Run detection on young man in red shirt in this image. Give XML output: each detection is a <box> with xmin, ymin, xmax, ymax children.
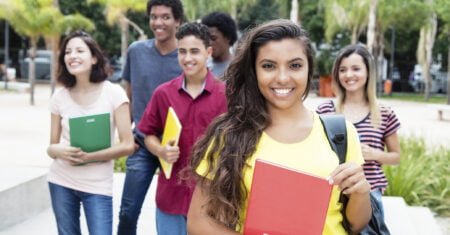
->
<box><xmin>137</xmin><ymin>22</ymin><xmax>227</xmax><ymax>234</ymax></box>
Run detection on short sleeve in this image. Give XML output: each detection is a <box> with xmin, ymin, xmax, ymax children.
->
<box><xmin>383</xmin><ymin>106</ymin><xmax>400</xmax><ymax>137</ymax></box>
<box><xmin>195</xmin><ymin>139</ymin><xmax>220</xmax><ymax>180</ymax></box>
<box><xmin>48</xmin><ymin>88</ymin><xmax>65</xmax><ymax>115</ymax></box>
<box><xmin>137</xmin><ymin>87</ymin><xmax>165</xmax><ymax>136</ymax></box>
<box><xmin>195</xmin><ymin>156</ymin><xmax>211</xmax><ymax>179</ymax></box>
<box><xmin>109</xmin><ymin>82</ymin><xmax>129</xmax><ymax>110</ymax></box>
<box><xmin>345</xmin><ymin>121</ymin><xmax>364</xmax><ymax>165</ymax></box>
<box><xmin>316</xmin><ymin>100</ymin><xmax>336</xmax><ymax>114</ymax></box>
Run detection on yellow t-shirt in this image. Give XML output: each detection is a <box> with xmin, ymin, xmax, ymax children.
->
<box><xmin>196</xmin><ymin>113</ymin><xmax>364</xmax><ymax>234</ymax></box>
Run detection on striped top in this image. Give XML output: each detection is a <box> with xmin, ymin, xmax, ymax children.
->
<box><xmin>316</xmin><ymin>100</ymin><xmax>401</xmax><ymax>192</ymax></box>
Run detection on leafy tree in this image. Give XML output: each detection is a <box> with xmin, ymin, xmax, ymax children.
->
<box><xmin>60</xmin><ymin>0</ymin><xmax>119</xmax><ymax>57</ymax></box>
<box><xmin>323</xmin><ymin>0</ymin><xmax>369</xmax><ymax>44</ymax></box>
<box><xmin>0</xmin><ymin>0</ymin><xmax>93</xmax><ymax>105</ymax></box>
<box><xmin>299</xmin><ymin>0</ymin><xmax>326</xmax><ymax>45</ymax></box>
<box><xmin>87</xmin><ymin>0</ymin><xmax>146</xmax><ymax>65</ymax></box>
<box><xmin>182</xmin><ymin>0</ymin><xmax>256</xmax><ymax>22</ymax></box>
<box><xmin>237</xmin><ymin>0</ymin><xmax>279</xmax><ymax>31</ymax></box>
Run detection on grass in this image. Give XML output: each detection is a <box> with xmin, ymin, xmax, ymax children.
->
<box><xmin>380</xmin><ymin>92</ymin><xmax>448</xmax><ymax>104</ymax></box>
<box><xmin>383</xmin><ymin>136</ymin><xmax>450</xmax><ymax>216</ymax></box>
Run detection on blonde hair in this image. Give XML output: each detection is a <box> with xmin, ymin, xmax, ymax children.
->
<box><xmin>331</xmin><ymin>44</ymin><xmax>381</xmax><ymax>128</ymax></box>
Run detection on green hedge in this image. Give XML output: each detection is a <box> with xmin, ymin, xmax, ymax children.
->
<box><xmin>383</xmin><ymin>136</ymin><xmax>450</xmax><ymax>216</ymax></box>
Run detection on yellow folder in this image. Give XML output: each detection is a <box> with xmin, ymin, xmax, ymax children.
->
<box><xmin>160</xmin><ymin>107</ymin><xmax>182</xmax><ymax>179</ymax></box>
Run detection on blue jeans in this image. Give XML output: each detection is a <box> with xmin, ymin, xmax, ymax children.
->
<box><xmin>117</xmin><ymin>143</ymin><xmax>159</xmax><ymax>235</ymax></box>
<box><xmin>48</xmin><ymin>182</ymin><xmax>112</xmax><ymax>235</ymax></box>
<box><xmin>156</xmin><ymin>207</ymin><xmax>187</xmax><ymax>235</ymax></box>
<box><xmin>360</xmin><ymin>189</ymin><xmax>386</xmax><ymax>235</ymax></box>
<box><xmin>370</xmin><ymin>189</ymin><xmax>385</xmax><ymax>218</ymax></box>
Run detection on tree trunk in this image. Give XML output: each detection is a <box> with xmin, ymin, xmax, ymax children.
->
<box><xmin>29</xmin><ymin>38</ymin><xmax>37</xmax><ymax>106</ymax></box>
<box><xmin>371</xmin><ymin>20</ymin><xmax>384</xmax><ymax>96</ymax></box>
<box><xmin>290</xmin><ymin>0</ymin><xmax>299</xmax><ymax>24</ymax></box>
<box><xmin>124</xmin><ymin>17</ymin><xmax>147</xmax><ymax>41</ymax></box>
<box><xmin>351</xmin><ymin>27</ymin><xmax>358</xmax><ymax>44</ymax></box>
<box><xmin>230</xmin><ymin>0</ymin><xmax>238</xmax><ymax>20</ymax></box>
<box><xmin>366</xmin><ymin>0</ymin><xmax>378</xmax><ymax>54</ymax></box>
<box><xmin>420</xmin><ymin>11</ymin><xmax>437</xmax><ymax>101</ymax></box>
<box><xmin>447</xmin><ymin>39</ymin><xmax>450</xmax><ymax>104</ymax></box>
<box><xmin>51</xmin><ymin>0</ymin><xmax>59</xmax><ymax>95</ymax></box>
<box><xmin>120</xmin><ymin>15</ymin><xmax>129</xmax><ymax>68</ymax></box>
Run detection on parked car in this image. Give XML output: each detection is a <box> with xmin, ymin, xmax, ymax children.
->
<box><xmin>409</xmin><ymin>64</ymin><xmax>447</xmax><ymax>94</ymax></box>
<box><xmin>19</xmin><ymin>50</ymin><xmax>51</xmax><ymax>80</ymax></box>
<box><xmin>107</xmin><ymin>57</ymin><xmax>123</xmax><ymax>83</ymax></box>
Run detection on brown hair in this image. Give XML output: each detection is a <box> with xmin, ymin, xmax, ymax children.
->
<box><xmin>57</xmin><ymin>31</ymin><xmax>108</xmax><ymax>88</ymax></box>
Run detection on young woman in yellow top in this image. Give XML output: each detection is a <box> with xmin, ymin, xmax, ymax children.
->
<box><xmin>187</xmin><ymin>19</ymin><xmax>372</xmax><ymax>234</ymax></box>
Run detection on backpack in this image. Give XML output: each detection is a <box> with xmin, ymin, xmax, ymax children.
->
<box><xmin>319</xmin><ymin>114</ymin><xmax>391</xmax><ymax>235</ymax></box>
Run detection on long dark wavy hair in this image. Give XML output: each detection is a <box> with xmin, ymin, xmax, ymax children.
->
<box><xmin>190</xmin><ymin>19</ymin><xmax>315</xmax><ymax>229</ymax></box>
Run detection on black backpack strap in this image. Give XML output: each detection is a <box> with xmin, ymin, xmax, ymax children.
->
<box><xmin>319</xmin><ymin>114</ymin><xmax>352</xmax><ymax>232</ymax></box>
<box><xmin>319</xmin><ymin>114</ymin><xmax>348</xmax><ymax>164</ymax></box>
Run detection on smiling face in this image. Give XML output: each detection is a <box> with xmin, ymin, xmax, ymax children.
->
<box><xmin>149</xmin><ymin>5</ymin><xmax>180</xmax><ymax>44</ymax></box>
<box><xmin>255</xmin><ymin>38</ymin><xmax>309</xmax><ymax>113</ymax></box>
<box><xmin>178</xmin><ymin>35</ymin><xmax>212</xmax><ymax>80</ymax></box>
<box><xmin>64</xmin><ymin>37</ymin><xmax>97</xmax><ymax>77</ymax></box>
<box><xmin>337</xmin><ymin>53</ymin><xmax>368</xmax><ymax>94</ymax></box>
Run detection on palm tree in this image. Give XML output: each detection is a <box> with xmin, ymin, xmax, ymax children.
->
<box><xmin>0</xmin><ymin>0</ymin><xmax>94</xmax><ymax>104</ymax></box>
<box><xmin>88</xmin><ymin>0</ymin><xmax>146</xmax><ymax>66</ymax></box>
<box><xmin>416</xmin><ymin>0</ymin><xmax>437</xmax><ymax>101</ymax></box>
<box><xmin>182</xmin><ymin>0</ymin><xmax>256</xmax><ymax>22</ymax></box>
<box><xmin>435</xmin><ymin>0</ymin><xmax>450</xmax><ymax>104</ymax></box>
<box><xmin>290</xmin><ymin>0</ymin><xmax>299</xmax><ymax>24</ymax></box>
<box><xmin>323</xmin><ymin>0</ymin><xmax>369</xmax><ymax>43</ymax></box>
<box><xmin>0</xmin><ymin>0</ymin><xmax>59</xmax><ymax>105</ymax></box>
<box><xmin>366</xmin><ymin>0</ymin><xmax>378</xmax><ymax>54</ymax></box>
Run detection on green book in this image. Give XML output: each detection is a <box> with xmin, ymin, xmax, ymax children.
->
<box><xmin>69</xmin><ymin>113</ymin><xmax>111</xmax><ymax>153</ymax></box>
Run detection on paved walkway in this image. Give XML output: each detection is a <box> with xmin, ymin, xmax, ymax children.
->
<box><xmin>0</xmin><ymin>82</ymin><xmax>449</xmax><ymax>233</ymax></box>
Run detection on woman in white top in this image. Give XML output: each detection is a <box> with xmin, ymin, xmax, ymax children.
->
<box><xmin>46</xmin><ymin>31</ymin><xmax>134</xmax><ymax>235</ymax></box>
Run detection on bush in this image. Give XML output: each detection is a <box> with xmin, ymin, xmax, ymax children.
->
<box><xmin>383</xmin><ymin>136</ymin><xmax>450</xmax><ymax>216</ymax></box>
<box><xmin>114</xmin><ymin>157</ymin><xmax>127</xmax><ymax>172</ymax></box>
<box><xmin>316</xmin><ymin>49</ymin><xmax>334</xmax><ymax>76</ymax></box>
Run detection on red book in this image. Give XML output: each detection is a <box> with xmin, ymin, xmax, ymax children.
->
<box><xmin>243</xmin><ymin>159</ymin><xmax>333</xmax><ymax>235</ymax></box>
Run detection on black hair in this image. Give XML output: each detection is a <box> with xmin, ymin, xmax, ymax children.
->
<box><xmin>201</xmin><ymin>11</ymin><xmax>237</xmax><ymax>46</ymax></box>
<box><xmin>147</xmin><ymin>0</ymin><xmax>184</xmax><ymax>21</ymax></box>
<box><xmin>57</xmin><ymin>31</ymin><xmax>108</xmax><ymax>88</ymax></box>
<box><xmin>176</xmin><ymin>22</ymin><xmax>211</xmax><ymax>48</ymax></box>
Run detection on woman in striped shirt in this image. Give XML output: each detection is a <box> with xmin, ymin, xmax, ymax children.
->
<box><xmin>316</xmin><ymin>44</ymin><xmax>401</xmax><ymax>228</ymax></box>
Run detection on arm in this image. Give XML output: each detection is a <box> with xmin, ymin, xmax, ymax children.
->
<box><xmin>46</xmin><ymin>113</ymin><xmax>84</xmax><ymax>163</ymax></box>
<box><xmin>329</xmin><ymin>163</ymin><xmax>371</xmax><ymax>233</ymax></box>
<box><xmin>188</xmin><ymin>184</ymin><xmax>239</xmax><ymax>235</ymax></box>
<box><xmin>76</xmin><ymin>103</ymin><xmax>135</xmax><ymax>163</ymax></box>
<box><xmin>144</xmin><ymin>135</ymin><xmax>180</xmax><ymax>164</ymax></box>
<box><xmin>361</xmin><ymin>132</ymin><xmax>400</xmax><ymax>165</ymax></box>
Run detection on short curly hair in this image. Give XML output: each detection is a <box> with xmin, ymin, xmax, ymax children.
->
<box><xmin>147</xmin><ymin>0</ymin><xmax>184</xmax><ymax>21</ymax></box>
<box><xmin>57</xmin><ymin>31</ymin><xmax>108</xmax><ymax>88</ymax></box>
<box><xmin>201</xmin><ymin>12</ymin><xmax>237</xmax><ymax>46</ymax></box>
<box><xmin>176</xmin><ymin>22</ymin><xmax>211</xmax><ymax>48</ymax></box>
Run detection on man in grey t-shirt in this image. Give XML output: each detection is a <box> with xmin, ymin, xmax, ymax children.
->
<box><xmin>117</xmin><ymin>0</ymin><xmax>183</xmax><ymax>234</ymax></box>
<box><xmin>201</xmin><ymin>12</ymin><xmax>238</xmax><ymax>79</ymax></box>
